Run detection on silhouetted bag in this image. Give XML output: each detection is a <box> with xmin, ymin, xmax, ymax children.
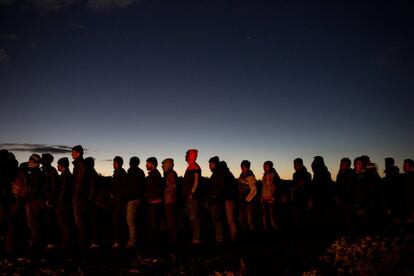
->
<box><xmin>11</xmin><ymin>169</ymin><xmax>28</xmax><ymax>200</ymax></box>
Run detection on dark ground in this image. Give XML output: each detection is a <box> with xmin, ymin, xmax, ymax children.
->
<box><xmin>0</xmin><ymin>228</ymin><xmax>324</xmax><ymax>275</ymax></box>
<box><xmin>1</xmin><ymin>228</ymin><xmax>414</xmax><ymax>276</ymax></box>
<box><xmin>1</xmin><ymin>203</ymin><xmax>413</xmax><ymax>275</ymax></box>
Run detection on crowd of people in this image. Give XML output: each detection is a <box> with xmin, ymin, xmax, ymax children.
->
<box><xmin>0</xmin><ymin>145</ymin><xmax>413</xmax><ymax>259</ymax></box>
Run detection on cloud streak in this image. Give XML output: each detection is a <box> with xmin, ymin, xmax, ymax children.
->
<box><xmin>69</xmin><ymin>23</ymin><xmax>87</xmax><ymax>30</ymax></box>
<box><xmin>0</xmin><ymin>143</ymin><xmax>81</xmax><ymax>154</ymax></box>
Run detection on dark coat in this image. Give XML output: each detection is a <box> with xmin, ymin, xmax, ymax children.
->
<box><xmin>312</xmin><ymin>167</ymin><xmax>334</xmax><ymax>208</ymax></box>
<box><xmin>21</xmin><ymin>163</ymin><xmax>43</xmax><ymax>201</ymax></box>
<box><xmin>335</xmin><ymin>168</ymin><xmax>356</xmax><ymax>206</ymax></box>
<box><xmin>222</xmin><ymin>168</ymin><xmax>238</xmax><ymax>201</ymax></box>
<box><xmin>112</xmin><ymin>168</ymin><xmax>129</xmax><ymax>203</ymax></box>
<box><xmin>292</xmin><ymin>167</ymin><xmax>312</xmax><ymax>207</ymax></box>
<box><xmin>145</xmin><ymin>169</ymin><xmax>164</xmax><ymax>203</ymax></box>
<box><xmin>401</xmin><ymin>171</ymin><xmax>414</xmax><ymax>218</ymax></box>
<box><xmin>56</xmin><ymin>170</ymin><xmax>73</xmax><ymax>207</ymax></box>
<box><xmin>72</xmin><ymin>158</ymin><xmax>86</xmax><ymax>202</ymax></box>
<box><xmin>127</xmin><ymin>167</ymin><xmax>145</xmax><ymax>201</ymax></box>
<box><xmin>42</xmin><ymin>165</ymin><xmax>59</xmax><ymax>203</ymax></box>
<box><xmin>206</xmin><ymin>167</ymin><xmax>225</xmax><ymax>203</ymax></box>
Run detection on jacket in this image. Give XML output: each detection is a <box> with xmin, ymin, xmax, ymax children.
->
<box><xmin>164</xmin><ymin>169</ymin><xmax>178</xmax><ymax>204</ymax></box>
<box><xmin>145</xmin><ymin>169</ymin><xmax>164</xmax><ymax>203</ymax></box>
<box><xmin>206</xmin><ymin>167</ymin><xmax>225</xmax><ymax>203</ymax></box>
<box><xmin>72</xmin><ymin>158</ymin><xmax>86</xmax><ymax>202</ymax></box>
<box><xmin>127</xmin><ymin>167</ymin><xmax>145</xmax><ymax>201</ymax></box>
<box><xmin>112</xmin><ymin>168</ymin><xmax>128</xmax><ymax>203</ymax></box>
<box><xmin>56</xmin><ymin>169</ymin><xmax>73</xmax><ymax>207</ymax></box>
<box><xmin>238</xmin><ymin>170</ymin><xmax>257</xmax><ymax>203</ymax></box>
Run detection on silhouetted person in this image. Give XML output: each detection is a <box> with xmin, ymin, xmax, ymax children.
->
<box><xmin>273</xmin><ymin>173</ymin><xmax>291</xmax><ymax>231</ymax></box>
<box><xmin>335</xmin><ymin>158</ymin><xmax>355</xmax><ymax>206</ymax></box>
<box><xmin>71</xmin><ymin>145</ymin><xmax>87</xmax><ymax>247</ymax></box>
<box><xmin>23</xmin><ymin>154</ymin><xmax>45</xmax><ymax>251</ymax></box>
<box><xmin>335</xmin><ymin>158</ymin><xmax>356</xmax><ymax>234</ymax></box>
<box><xmin>401</xmin><ymin>159</ymin><xmax>414</xmax><ymax>226</ymax></box>
<box><xmin>55</xmin><ymin>157</ymin><xmax>73</xmax><ymax>251</ymax></box>
<box><xmin>238</xmin><ymin>160</ymin><xmax>257</xmax><ymax>233</ymax></box>
<box><xmin>383</xmin><ymin>157</ymin><xmax>402</xmax><ymax>225</ymax></box>
<box><xmin>206</xmin><ymin>156</ymin><xmax>225</xmax><ymax>243</ymax></box>
<box><xmin>41</xmin><ymin>153</ymin><xmax>59</xmax><ymax>249</ymax></box>
<box><xmin>261</xmin><ymin>161</ymin><xmax>279</xmax><ymax>230</ymax></box>
<box><xmin>352</xmin><ymin>156</ymin><xmax>378</xmax><ymax>234</ymax></box>
<box><xmin>126</xmin><ymin>156</ymin><xmax>145</xmax><ymax>249</ymax></box>
<box><xmin>85</xmin><ymin>157</ymin><xmax>104</xmax><ymax>249</ymax></box>
<box><xmin>291</xmin><ymin>158</ymin><xmax>312</xmax><ymax>229</ymax></box>
<box><xmin>183</xmin><ymin>149</ymin><xmax>202</xmax><ymax>245</ymax></box>
<box><xmin>0</xmin><ymin>149</ymin><xmax>8</xmax><ymax>240</ymax></box>
<box><xmin>311</xmin><ymin>156</ymin><xmax>334</xmax><ymax>242</ymax></box>
<box><xmin>311</xmin><ymin>156</ymin><xmax>333</xmax><ymax>209</ymax></box>
<box><xmin>363</xmin><ymin>156</ymin><xmax>382</xmax><ymax>231</ymax></box>
<box><xmin>111</xmin><ymin>156</ymin><xmax>128</xmax><ymax>248</ymax></box>
<box><xmin>144</xmin><ymin>157</ymin><xmax>164</xmax><ymax>253</ymax></box>
<box><xmin>221</xmin><ymin>161</ymin><xmax>238</xmax><ymax>242</ymax></box>
<box><xmin>1</xmin><ymin>150</ymin><xmax>19</xmax><ymax>255</ymax></box>
<box><xmin>162</xmin><ymin>158</ymin><xmax>178</xmax><ymax>250</ymax></box>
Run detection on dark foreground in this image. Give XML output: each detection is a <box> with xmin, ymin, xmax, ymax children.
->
<box><xmin>1</xmin><ymin>229</ymin><xmax>414</xmax><ymax>276</ymax></box>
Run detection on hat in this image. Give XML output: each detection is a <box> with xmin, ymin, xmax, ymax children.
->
<box><xmin>29</xmin><ymin>154</ymin><xmax>41</xmax><ymax>163</ymax></box>
<box><xmin>57</xmin><ymin>157</ymin><xmax>69</xmax><ymax>168</ymax></box>
<box><xmin>42</xmin><ymin>153</ymin><xmax>54</xmax><ymax>165</ymax></box>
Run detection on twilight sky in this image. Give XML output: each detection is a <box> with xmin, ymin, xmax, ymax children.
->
<box><xmin>1</xmin><ymin>0</ymin><xmax>413</xmax><ymax>179</ymax></box>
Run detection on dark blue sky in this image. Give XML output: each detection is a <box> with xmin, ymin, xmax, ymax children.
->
<box><xmin>1</xmin><ymin>0</ymin><xmax>413</xmax><ymax>178</ymax></box>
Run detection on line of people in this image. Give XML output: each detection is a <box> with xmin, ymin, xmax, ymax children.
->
<box><xmin>0</xmin><ymin>146</ymin><xmax>413</xmax><ymax>257</ymax></box>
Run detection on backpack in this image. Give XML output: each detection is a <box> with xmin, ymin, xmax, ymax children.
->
<box><xmin>11</xmin><ymin>169</ymin><xmax>28</xmax><ymax>200</ymax></box>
